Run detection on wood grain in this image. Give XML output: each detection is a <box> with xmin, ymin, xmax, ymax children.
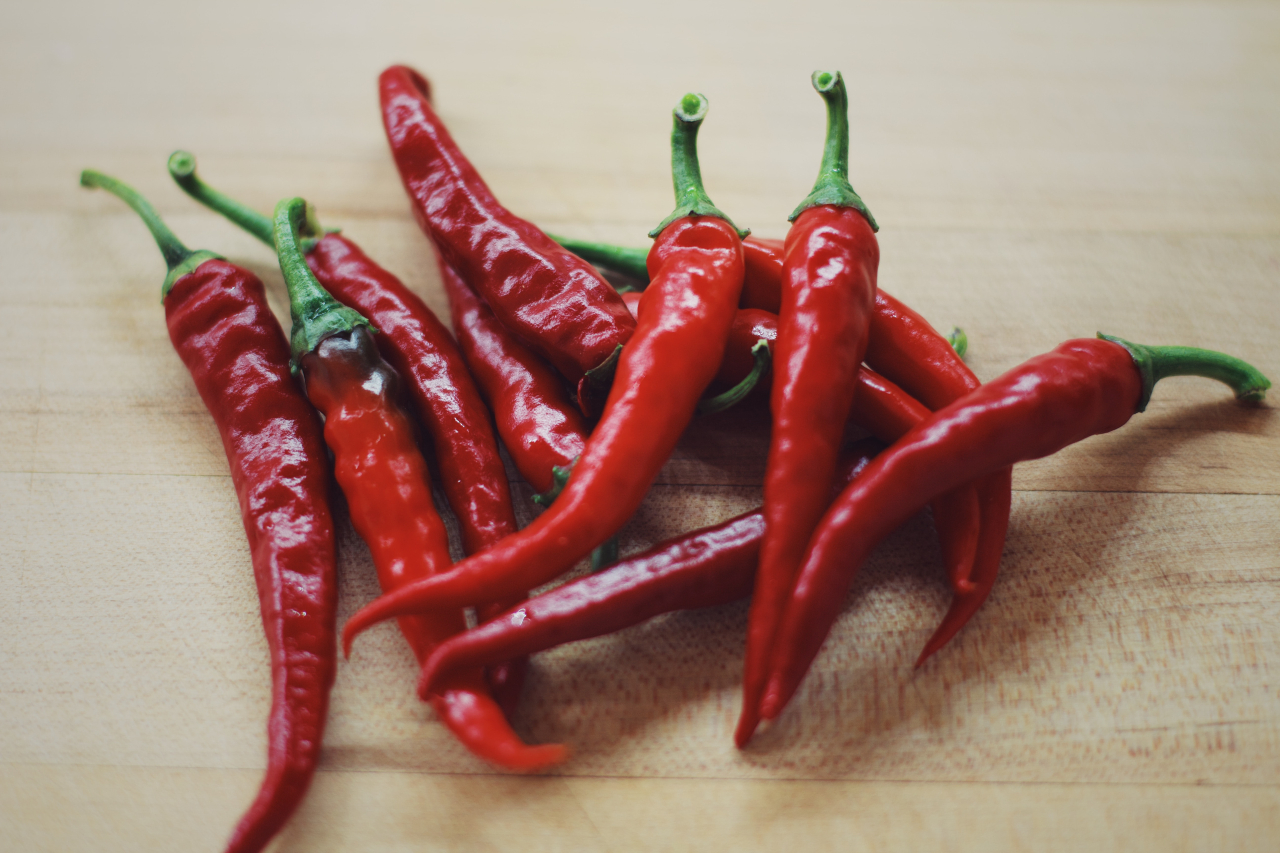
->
<box><xmin>2</xmin><ymin>0</ymin><xmax>1278</xmax><ymax>850</ymax></box>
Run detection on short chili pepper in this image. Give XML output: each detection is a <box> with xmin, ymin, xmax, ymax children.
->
<box><xmin>81</xmin><ymin>171</ymin><xmax>338</xmax><ymax>853</ymax></box>
<box><xmin>760</xmin><ymin>334</ymin><xmax>1270</xmax><ymax>722</ymax></box>
<box><xmin>341</xmin><ymin>92</ymin><xmax>748</xmax><ymax>650</ymax></box>
<box><xmin>273</xmin><ymin>197</ymin><xmax>566</xmax><ymax>770</ymax></box>
<box><xmin>379</xmin><ymin>64</ymin><xmax>635</xmax><ymax>394</ymax></box>
<box><xmin>740</xmin><ymin>70</ymin><xmax>881</xmax><ymax>746</ymax></box>
<box><xmin>417</xmin><ymin>440</ymin><xmax>886</xmax><ymax>702</ymax></box>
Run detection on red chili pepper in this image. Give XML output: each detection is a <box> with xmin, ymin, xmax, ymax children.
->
<box><xmin>168</xmin><ymin>153</ymin><xmax>517</xmax><ymax>558</ymax></box>
<box><xmin>860</xmin><ymin>288</ymin><xmax>1013</xmax><ymax>663</ymax></box>
<box><xmin>379</xmin><ymin>65</ymin><xmax>635</xmax><ymax>392</ymax></box>
<box><xmin>81</xmin><ymin>171</ymin><xmax>338</xmax><ymax>853</ymax></box>
<box><xmin>564</xmin><ymin>241</ymin><xmax>986</xmax><ymax>608</ymax></box>
<box><xmin>342</xmin><ymin>92</ymin><xmax>748</xmax><ymax>650</ymax></box>
<box><xmin>760</xmin><ymin>335</ymin><xmax>1270</xmax><ymax>721</ymax></box>
<box><xmin>738</xmin><ymin>71</ymin><xmax>881</xmax><ymax>746</ymax></box>
<box><xmin>439</xmin><ymin>258</ymin><xmax>588</xmax><ymax>498</ymax></box>
<box><xmin>273</xmin><ymin>197</ymin><xmax>566</xmax><ymax>770</ymax></box>
<box><xmin>417</xmin><ymin>440</ymin><xmax>886</xmax><ymax>701</ymax></box>
<box><xmin>169</xmin><ymin>155</ymin><xmax>531</xmax><ymax>710</ymax></box>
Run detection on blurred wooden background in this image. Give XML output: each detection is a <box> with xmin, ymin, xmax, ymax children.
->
<box><xmin>2</xmin><ymin>1</ymin><xmax>1278</xmax><ymax>850</ymax></box>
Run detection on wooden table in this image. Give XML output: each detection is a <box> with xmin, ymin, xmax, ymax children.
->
<box><xmin>3</xmin><ymin>1</ymin><xmax>1278</xmax><ymax>850</ymax></box>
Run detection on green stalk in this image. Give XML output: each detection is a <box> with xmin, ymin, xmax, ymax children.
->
<box><xmin>169</xmin><ymin>151</ymin><xmax>327</xmax><ymax>253</ymax></box>
<box><xmin>947</xmin><ymin>327</ymin><xmax>969</xmax><ymax>360</ymax></box>
<box><xmin>548</xmin><ymin>233</ymin><xmax>650</xmax><ymax>283</ymax></box>
<box><xmin>649</xmin><ymin>93</ymin><xmax>748</xmax><ymax>239</ymax></box>
<box><xmin>698</xmin><ymin>340</ymin><xmax>772</xmax><ymax>415</ymax></box>
<box><xmin>788</xmin><ymin>71</ymin><xmax>876</xmax><ymax>230</ymax></box>
<box><xmin>1098</xmin><ymin>333</ymin><xmax>1271</xmax><ymax>412</ymax></box>
<box><xmin>532</xmin><ymin>462</ymin><xmax>575</xmax><ymax>508</ymax></box>
<box><xmin>590</xmin><ymin>537</ymin><xmax>619</xmax><ymax>572</ymax></box>
<box><xmin>80</xmin><ymin>170</ymin><xmax>222</xmax><ymax>300</ymax></box>
<box><xmin>274</xmin><ymin>197</ymin><xmax>368</xmax><ymax>365</ymax></box>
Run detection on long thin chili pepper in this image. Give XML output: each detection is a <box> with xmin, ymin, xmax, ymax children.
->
<box><xmin>417</xmin><ymin>440</ymin><xmax>886</xmax><ymax>701</ymax></box>
<box><xmin>273</xmin><ymin>196</ymin><xmax>566</xmax><ymax>770</ymax></box>
<box><xmin>342</xmin><ymin>92</ymin><xmax>748</xmax><ymax>651</ymax></box>
<box><xmin>553</xmin><ymin>232</ymin><xmax>998</xmax><ymax>626</ymax></box>
<box><xmin>739</xmin><ymin>71</ymin><xmax>880</xmax><ymax>746</ymax></box>
<box><xmin>439</xmin><ymin>259</ymin><xmax>587</xmax><ymax>498</ymax></box>
<box><xmin>81</xmin><ymin>171</ymin><xmax>337</xmax><ymax>853</ymax></box>
<box><xmin>168</xmin><ymin>152</ymin><xmax>518</xmax><ymax>559</ymax></box>
<box><xmin>169</xmin><ymin>154</ymin><xmax>531</xmax><ymax>709</ymax></box>
<box><xmin>760</xmin><ymin>335</ymin><xmax>1270</xmax><ymax>721</ymax></box>
<box><xmin>379</xmin><ymin>65</ymin><xmax>635</xmax><ymax>392</ymax></box>
<box><xmin>860</xmin><ymin>288</ymin><xmax>1014</xmax><ymax>663</ymax></box>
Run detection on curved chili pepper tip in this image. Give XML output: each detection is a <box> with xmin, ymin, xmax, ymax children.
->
<box><xmin>1098</xmin><ymin>332</ymin><xmax>1271</xmax><ymax>412</ymax></box>
<box><xmin>79</xmin><ymin>169</ymin><xmax>223</xmax><ymax>299</ymax></box>
<box><xmin>649</xmin><ymin>93</ymin><xmax>749</xmax><ymax>239</ymax></box>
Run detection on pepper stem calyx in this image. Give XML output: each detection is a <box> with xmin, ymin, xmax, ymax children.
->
<box><xmin>80</xmin><ymin>169</ymin><xmax>223</xmax><ymax>300</ymax></box>
<box><xmin>788</xmin><ymin>71</ymin><xmax>877</xmax><ymax>230</ymax></box>
<box><xmin>274</xmin><ymin>197</ymin><xmax>368</xmax><ymax>368</ymax></box>
<box><xmin>1098</xmin><ymin>332</ymin><xmax>1271</xmax><ymax>413</ymax></box>
<box><xmin>649</xmin><ymin>93</ymin><xmax>748</xmax><ymax>239</ymax></box>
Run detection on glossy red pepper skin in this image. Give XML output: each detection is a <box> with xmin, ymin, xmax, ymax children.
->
<box><xmin>621</xmin><ymin>297</ymin><xmax>982</xmax><ymax>610</ymax></box>
<box><xmin>305</xmin><ymin>233</ymin><xmax>519</xmax><ymax>557</ymax></box>
<box><xmin>306</xmin><ymin>234</ymin><xmax>530</xmax><ymax>711</ymax></box>
<box><xmin>740</xmin><ymin>204</ymin><xmax>878</xmax><ymax>745</ymax></box>
<box><xmin>761</xmin><ymin>338</ymin><xmax>1148</xmax><ymax>719</ymax></box>
<box><xmin>440</xmin><ymin>259</ymin><xmax>588</xmax><ymax>495</ymax></box>
<box><xmin>863</xmin><ymin>289</ymin><xmax>1013</xmax><ymax>657</ymax></box>
<box><xmin>164</xmin><ymin>260</ymin><xmax>338</xmax><ymax>853</ymax></box>
<box><xmin>341</xmin><ymin>215</ymin><xmax>746</xmax><ymax>648</ymax></box>
<box><xmin>728</xmin><ymin>234</ymin><xmax>1005</xmax><ymax>629</ymax></box>
<box><xmin>300</xmin><ymin>327</ymin><xmax>566</xmax><ymax>770</ymax></box>
<box><xmin>713</xmin><ymin>307</ymin><xmax>776</xmax><ymax>389</ymax></box>
<box><xmin>416</xmin><ymin>442</ymin><xmax>885</xmax><ymax>701</ymax></box>
<box><xmin>740</xmin><ymin>237</ymin><xmax>784</xmax><ymax>313</ymax></box>
<box><xmin>379</xmin><ymin>65</ymin><xmax>635</xmax><ymax>384</ymax></box>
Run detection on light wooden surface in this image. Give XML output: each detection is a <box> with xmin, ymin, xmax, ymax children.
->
<box><xmin>3</xmin><ymin>1</ymin><xmax>1279</xmax><ymax>850</ymax></box>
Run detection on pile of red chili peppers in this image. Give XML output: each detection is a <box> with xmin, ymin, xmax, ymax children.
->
<box><xmin>82</xmin><ymin>66</ymin><xmax>1269</xmax><ymax>853</ymax></box>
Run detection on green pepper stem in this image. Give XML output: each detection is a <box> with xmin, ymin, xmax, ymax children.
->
<box><xmin>649</xmin><ymin>94</ymin><xmax>748</xmax><ymax>239</ymax></box>
<box><xmin>1098</xmin><ymin>333</ymin><xmax>1271</xmax><ymax>412</ymax></box>
<box><xmin>532</xmin><ymin>460</ymin><xmax>576</xmax><ymax>508</ymax></box>
<box><xmin>590</xmin><ymin>536</ymin><xmax>619</xmax><ymax>571</ymax></box>
<box><xmin>169</xmin><ymin>151</ymin><xmax>329</xmax><ymax>253</ymax></box>
<box><xmin>80</xmin><ymin>169</ymin><xmax>222</xmax><ymax>300</ymax></box>
<box><xmin>549</xmin><ymin>233</ymin><xmax>651</xmax><ymax>283</ymax></box>
<box><xmin>274</xmin><ymin>197</ymin><xmax>368</xmax><ymax>365</ymax></box>
<box><xmin>698</xmin><ymin>339</ymin><xmax>772</xmax><ymax>415</ymax></box>
<box><xmin>167</xmin><ymin>152</ymin><xmax>275</xmax><ymax>247</ymax></box>
<box><xmin>947</xmin><ymin>326</ymin><xmax>968</xmax><ymax>359</ymax></box>
<box><xmin>789</xmin><ymin>71</ymin><xmax>876</xmax><ymax>229</ymax></box>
